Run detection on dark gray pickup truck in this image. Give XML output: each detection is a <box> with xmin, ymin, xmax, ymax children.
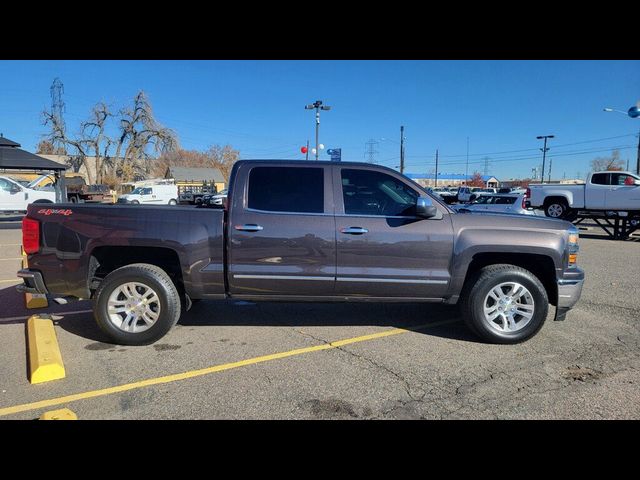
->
<box><xmin>18</xmin><ymin>160</ymin><xmax>584</xmax><ymax>345</ymax></box>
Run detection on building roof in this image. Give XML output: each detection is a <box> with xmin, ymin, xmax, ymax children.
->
<box><xmin>0</xmin><ymin>136</ymin><xmax>21</xmax><ymax>147</ymax></box>
<box><xmin>165</xmin><ymin>166</ymin><xmax>224</xmax><ymax>183</ymax></box>
<box><xmin>405</xmin><ymin>173</ymin><xmax>498</xmax><ymax>181</ymax></box>
<box><xmin>0</xmin><ymin>136</ymin><xmax>68</xmax><ymax>171</ymax></box>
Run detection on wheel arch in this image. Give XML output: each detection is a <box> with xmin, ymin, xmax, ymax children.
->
<box><xmin>461</xmin><ymin>252</ymin><xmax>558</xmax><ymax>306</ymax></box>
<box><xmin>88</xmin><ymin>246</ymin><xmax>185</xmax><ymax>300</ymax></box>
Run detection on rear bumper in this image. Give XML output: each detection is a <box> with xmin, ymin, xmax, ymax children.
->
<box><xmin>16</xmin><ymin>269</ymin><xmax>49</xmax><ymax>295</ymax></box>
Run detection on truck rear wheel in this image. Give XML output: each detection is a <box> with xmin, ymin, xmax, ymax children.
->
<box><xmin>460</xmin><ymin>264</ymin><xmax>549</xmax><ymax>344</ymax></box>
<box><xmin>93</xmin><ymin>263</ymin><xmax>182</xmax><ymax>345</ymax></box>
<box><xmin>544</xmin><ymin>199</ymin><xmax>569</xmax><ymax>219</ymax></box>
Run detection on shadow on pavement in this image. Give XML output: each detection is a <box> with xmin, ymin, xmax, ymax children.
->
<box><xmin>0</xmin><ymin>284</ymin><xmax>92</xmax><ymax>323</ymax></box>
<box><xmin>54</xmin><ymin>299</ymin><xmax>479</xmax><ymax>345</ymax></box>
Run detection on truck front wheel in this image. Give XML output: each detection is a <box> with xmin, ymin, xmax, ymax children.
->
<box><xmin>460</xmin><ymin>264</ymin><xmax>549</xmax><ymax>344</ymax></box>
<box><xmin>93</xmin><ymin>263</ymin><xmax>182</xmax><ymax>345</ymax></box>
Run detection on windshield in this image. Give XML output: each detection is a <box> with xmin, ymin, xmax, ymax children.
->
<box><xmin>130</xmin><ymin>187</ymin><xmax>151</xmax><ymax>195</ymax></box>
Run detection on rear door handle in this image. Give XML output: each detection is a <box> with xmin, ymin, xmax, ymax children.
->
<box><xmin>234</xmin><ymin>224</ymin><xmax>264</xmax><ymax>232</ymax></box>
<box><xmin>340</xmin><ymin>227</ymin><xmax>368</xmax><ymax>235</ymax></box>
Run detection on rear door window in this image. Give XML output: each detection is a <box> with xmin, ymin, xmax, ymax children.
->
<box><xmin>248</xmin><ymin>166</ymin><xmax>324</xmax><ymax>213</ymax></box>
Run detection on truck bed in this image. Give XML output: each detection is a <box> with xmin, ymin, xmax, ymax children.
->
<box><xmin>25</xmin><ymin>203</ymin><xmax>225</xmax><ymax>300</ymax></box>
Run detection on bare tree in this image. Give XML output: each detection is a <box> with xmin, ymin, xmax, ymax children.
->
<box><xmin>591</xmin><ymin>149</ymin><xmax>625</xmax><ymax>172</ymax></box>
<box><xmin>467</xmin><ymin>171</ymin><xmax>485</xmax><ymax>187</ymax></box>
<box><xmin>43</xmin><ymin>90</ymin><xmax>178</xmax><ymax>184</ymax></box>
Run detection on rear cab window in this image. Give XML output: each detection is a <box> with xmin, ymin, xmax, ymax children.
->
<box><xmin>248</xmin><ymin>166</ymin><xmax>324</xmax><ymax>213</ymax></box>
<box><xmin>591</xmin><ymin>173</ymin><xmax>609</xmax><ymax>185</ymax></box>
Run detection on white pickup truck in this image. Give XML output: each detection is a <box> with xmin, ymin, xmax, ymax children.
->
<box><xmin>0</xmin><ymin>176</ymin><xmax>56</xmax><ymax>213</ymax></box>
<box><xmin>527</xmin><ymin>171</ymin><xmax>640</xmax><ymax>219</ymax></box>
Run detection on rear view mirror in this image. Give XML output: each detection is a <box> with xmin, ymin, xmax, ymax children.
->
<box><xmin>416</xmin><ymin>196</ymin><xmax>438</xmax><ymax>218</ymax></box>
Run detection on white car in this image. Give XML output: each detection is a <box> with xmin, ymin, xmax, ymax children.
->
<box><xmin>455</xmin><ymin>193</ymin><xmax>535</xmax><ymax>215</ymax></box>
<box><xmin>0</xmin><ymin>175</ymin><xmax>56</xmax><ymax>213</ymax></box>
<box><xmin>117</xmin><ymin>184</ymin><xmax>178</xmax><ymax>205</ymax></box>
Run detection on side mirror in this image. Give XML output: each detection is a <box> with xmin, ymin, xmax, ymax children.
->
<box><xmin>416</xmin><ymin>196</ymin><xmax>438</xmax><ymax>218</ymax></box>
<box><xmin>10</xmin><ymin>184</ymin><xmax>21</xmax><ymax>194</ymax></box>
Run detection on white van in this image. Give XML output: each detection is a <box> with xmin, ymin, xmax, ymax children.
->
<box><xmin>0</xmin><ymin>175</ymin><xmax>56</xmax><ymax>213</ymax></box>
<box><xmin>117</xmin><ymin>184</ymin><xmax>178</xmax><ymax>205</ymax></box>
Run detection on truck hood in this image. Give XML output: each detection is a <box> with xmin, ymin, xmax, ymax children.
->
<box><xmin>451</xmin><ymin>210</ymin><xmax>574</xmax><ymax>233</ymax></box>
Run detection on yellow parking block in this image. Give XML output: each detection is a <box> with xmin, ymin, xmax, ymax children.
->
<box><xmin>39</xmin><ymin>408</ymin><xmax>77</xmax><ymax>420</ymax></box>
<box><xmin>27</xmin><ymin>316</ymin><xmax>66</xmax><ymax>384</ymax></box>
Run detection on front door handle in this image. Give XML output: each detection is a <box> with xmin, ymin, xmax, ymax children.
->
<box><xmin>340</xmin><ymin>227</ymin><xmax>368</xmax><ymax>235</ymax></box>
<box><xmin>234</xmin><ymin>224</ymin><xmax>264</xmax><ymax>232</ymax></box>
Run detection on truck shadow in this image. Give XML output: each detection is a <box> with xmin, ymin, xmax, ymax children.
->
<box><xmin>51</xmin><ymin>299</ymin><xmax>478</xmax><ymax>344</ymax></box>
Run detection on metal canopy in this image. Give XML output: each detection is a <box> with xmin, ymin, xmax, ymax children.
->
<box><xmin>0</xmin><ymin>136</ymin><xmax>67</xmax><ymax>171</ymax></box>
<box><xmin>0</xmin><ymin>136</ymin><xmax>67</xmax><ymax>202</ymax></box>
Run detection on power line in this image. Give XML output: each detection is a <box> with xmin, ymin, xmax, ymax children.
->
<box><xmin>406</xmin><ymin>133</ymin><xmax>637</xmax><ymax>160</ymax></box>
<box><xmin>399</xmin><ymin>144</ymin><xmax>637</xmax><ymax>170</ymax></box>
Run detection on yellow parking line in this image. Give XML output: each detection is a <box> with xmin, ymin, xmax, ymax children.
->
<box><xmin>0</xmin><ymin>279</ymin><xmax>20</xmax><ymax>284</ymax></box>
<box><xmin>0</xmin><ymin>258</ymin><xmax>22</xmax><ymax>261</ymax></box>
<box><xmin>0</xmin><ymin>319</ymin><xmax>457</xmax><ymax>417</ymax></box>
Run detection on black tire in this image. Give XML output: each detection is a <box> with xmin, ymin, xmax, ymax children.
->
<box><xmin>69</xmin><ymin>195</ymin><xmax>79</xmax><ymax>203</ymax></box>
<box><xmin>544</xmin><ymin>198</ymin><xmax>569</xmax><ymax>219</ymax></box>
<box><xmin>93</xmin><ymin>263</ymin><xmax>182</xmax><ymax>345</ymax></box>
<box><xmin>131</xmin><ymin>200</ymin><xmax>140</xmax><ymax>205</ymax></box>
<box><xmin>460</xmin><ymin>264</ymin><xmax>549</xmax><ymax>344</ymax></box>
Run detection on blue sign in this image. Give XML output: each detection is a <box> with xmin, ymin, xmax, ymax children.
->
<box><xmin>327</xmin><ymin>148</ymin><xmax>341</xmax><ymax>162</ymax></box>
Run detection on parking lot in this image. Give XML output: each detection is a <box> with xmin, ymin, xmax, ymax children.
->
<box><xmin>1</xmin><ymin>214</ymin><xmax>639</xmax><ymax>420</ymax></box>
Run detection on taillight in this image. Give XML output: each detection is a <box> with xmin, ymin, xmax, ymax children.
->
<box><xmin>525</xmin><ymin>187</ymin><xmax>531</xmax><ymax>199</ymax></box>
<box><xmin>22</xmin><ymin>217</ymin><xmax>40</xmax><ymax>254</ymax></box>
<box><xmin>522</xmin><ymin>195</ymin><xmax>527</xmax><ymax>209</ymax></box>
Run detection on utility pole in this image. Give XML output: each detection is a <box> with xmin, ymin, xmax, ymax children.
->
<box><xmin>435</xmin><ymin>149</ymin><xmax>439</xmax><ymax>187</ymax></box>
<box><xmin>305</xmin><ymin>100</ymin><xmax>331</xmax><ymax>160</ymax></box>
<box><xmin>636</xmin><ymin>127</ymin><xmax>640</xmax><ymax>175</ymax></box>
<box><xmin>548</xmin><ymin>158</ymin><xmax>553</xmax><ymax>182</ymax></box>
<box><xmin>400</xmin><ymin>126</ymin><xmax>405</xmax><ymax>174</ymax></box>
<box><xmin>536</xmin><ymin>135</ymin><xmax>555</xmax><ymax>182</ymax></box>
<box><xmin>305</xmin><ymin>140</ymin><xmax>309</xmax><ymax>161</ymax></box>
<box><xmin>483</xmin><ymin>156</ymin><xmax>490</xmax><ymax>176</ymax></box>
<box><xmin>626</xmin><ymin>158</ymin><xmax>629</xmax><ymax>172</ymax></box>
<box><xmin>465</xmin><ymin>137</ymin><xmax>470</xmax><ymax>182</ymax></box>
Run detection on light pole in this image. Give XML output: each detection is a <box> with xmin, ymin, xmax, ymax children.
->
<box><xmin>305</xmin><ymin>100</ymin><xmax>331</xmax><ymax>160</ymax></box>
<box><xmin>536</xmin><ymin>135</ymin><xmax>555</xmax><ymax>182</ymax></box>
<box><xmin>604</xmin><ymin>105</ymin><xmax>640</xmax><ymax>174</ymax></box>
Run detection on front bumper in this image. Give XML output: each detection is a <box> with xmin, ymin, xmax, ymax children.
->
<box><xmin>16</xmin><ymin>269</ymin><xmax>49</xmax><ymax>295</ymax></box>
<box><xmin>555</xmin><ymin>267</ymin><xmax>584</xmax><ymax>320</ymax></box>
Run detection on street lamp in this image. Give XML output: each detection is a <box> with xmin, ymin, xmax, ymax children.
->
<box><xmin>536</xmin><ymin>135</ymin><xmax>555</xmax><ymax>182</ymax></box>
<box><xmin>305</xmin><ymin>100</ymin><xmax>331</xmax><ymax>160</ymax></box>
<box><xmin>604</xmin><ymin>104</ymin><xmax>640</xmax><ymax>174</ymax></box>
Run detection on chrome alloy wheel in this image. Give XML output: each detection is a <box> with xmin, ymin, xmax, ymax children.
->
<box><xmin>547</xmin><ymin>204</ymin><xmax>564</xmax><ymax>217</ymax></box>
<box><xmin>107</xmin><ymin>282</ymin><xmax>161</xmax><ymax>333</ymax></box>
<box><xmin>483</xmin><ymin>282</ymin><xmax>535</xmax><ymax>333</ymax></box>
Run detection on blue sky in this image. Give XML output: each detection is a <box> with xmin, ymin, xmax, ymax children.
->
<box><xmin>0</xmin><ymin>60</ymin><xmax>638</xmax><ymax>180</ymax></box>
